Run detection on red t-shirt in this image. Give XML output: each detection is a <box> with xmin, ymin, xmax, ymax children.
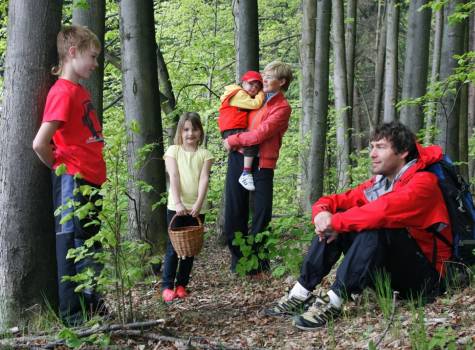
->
<box><xmin>42</xmin><ymin>78</ymin><xmax>106</xmax><ymax>185</ymax></box>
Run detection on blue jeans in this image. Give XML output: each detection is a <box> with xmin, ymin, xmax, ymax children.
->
<box><xmin>161</xmin><ymin>210</ymin><xmax>205</xmax><ymax>290</ymax></box>
<box><xmin>52</xmin><ymin>173</ymin><xmax>103</xmax><ymax>322</ymax></box>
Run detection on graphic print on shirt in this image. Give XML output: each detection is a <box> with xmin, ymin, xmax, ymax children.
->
<box><xmin>82</xmin><ymin>100</ymin><xmax>104</xmax><ymax>144</ymax></box>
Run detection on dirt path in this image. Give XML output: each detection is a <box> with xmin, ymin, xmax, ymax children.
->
<box><xmin>133</xmin><ymin>233</ymin><xmax>475</xmax><ymax>349</ymax></box>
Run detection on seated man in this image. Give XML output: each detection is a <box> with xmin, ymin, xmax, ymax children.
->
<box><xmin>265</xmin><ymin>121</ymin><xmax>452</xmax><ymax>330</ymax></box>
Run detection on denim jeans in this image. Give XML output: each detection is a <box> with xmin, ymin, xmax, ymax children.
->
<box><xmin>161</xmin><ymin>210</ymin><xmax>205</xmax><ymax>290</ymax></box>
<box><xmin>52</xmin><ymin>173</ymin><xmax>103</xmax><ymax>322</ymax></box>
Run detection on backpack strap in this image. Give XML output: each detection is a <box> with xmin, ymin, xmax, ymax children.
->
<box><xmin>428</xmin><ymin>226</ymin><xmax>453</xmax><ymax>265</ymax></box>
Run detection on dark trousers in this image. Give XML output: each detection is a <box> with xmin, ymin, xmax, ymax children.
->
<box><xmin>298</xmin><ymin>229</ymin><xmax>442</xmax><ymax>300</ymax></box>
<box><xmin>52</xmin><ymin>173</ymin><xmax>103</xmax><ymax>321</ymax></box>
<box><xmin>161</xmin><ymin>210</ymin><xmax>205</xmax><ymax>290</ymax></box>
<box><xmin>224</xmin><ymin>151</ymin><xmax>273</xmax><ymax>274</ymax></box>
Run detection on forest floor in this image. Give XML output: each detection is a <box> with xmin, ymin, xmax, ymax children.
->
<box><xmin>2</xmin><ymin>232</ymin><xmax>475</xmax><ymax>349</ymax></box>
<box><xmin>124</xmin><ymin>233</ymin><xmax>475</xmax><ymax>350</ymax></box>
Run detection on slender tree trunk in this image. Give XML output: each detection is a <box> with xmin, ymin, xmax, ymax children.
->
<box><xmin>237</xmin><ymin>0</ymin><xmax>259</xmax><ymax>76</ymax></box>
<box><xmin>383</xmin><ymin>0</ymin><xmax>399</xmax><ymax>123</ymax></box>
<box><xmin>307</xmin><ymin>0</ymin><xmax>331</xmax><ymax>208</ymax></box>
<box><xmin>119</xmin><ymin>0</ymin><xmax>167</xmax><ymax>252</ymax></box>
<box><xmin>400</xmin><ymin>0</ymin><xmax>431</xmax><ymax>133</ymax></box>
<box><xmin>425</xmin><ymin>7</ymin><xmax>444</xmax><ymax>144</ymax></box>
<box><xmin>157</xmin><ymin>46</ymin><xmax>177</xmax><ymax>145</ymax></box>
<box><xmin>232</xmin><ymin>0</ymin><xmax>240</xmax><ymax>82</ymax></box>
<box><xmin>345</xmin><ymin>0</ymin><xmax>357</xmax><ymax>125</ymax></box>
<box><xmin>0</xmin><ymin>0</ymin><xmax>62</xmax><ymax>328</ymax></box>
<box><xmin>299</xmin><ymin>0</ymin><xmax>316</xmax><ymax>211</ymax></box>
<box><xmin>468</xmin><ymin>13</ymin><xmax>475</xmax><ymax>180</ymax></box>
<box><xmin>332</xmin><ymin>0</ymin><xmax>351</xmax><ymax>190</ymax></box>
<box><xmin>72</xmin><ymin>0</ymin><xmax>105</xmax><ymax>124</ymax></box>
<box><xmin>435</xmin><ymin>0</ymin><xmax>466</xmax><ymax>160</ymax></box>
<box><xmin>459</xmin><ymin>21</ymin><xmax>469</xmax><ymax>180</ymax></box>
<box><xmin>372</xmin><ymin>1</ymin><xmax>386</xmax><ymax>128</ymax></box>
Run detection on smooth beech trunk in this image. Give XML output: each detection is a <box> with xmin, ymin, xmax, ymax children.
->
<box><xmin>307</xmin><ymin>0</ymin><xmax>331</xmax><ymax>208</ymax></box>
<box><xmin>119</xmin><ymin>0</ymin><xmax>167</xmax><ymax>251</ymax></box>
<box><xmin>0</xmin><ymin>0</ymin><xmax>62</xmax><ymax>328</ymax></box>
<box><xmin>400</xmin><ymin>0</ymin><xmax>431</xmax><ymax>133</ymax></box>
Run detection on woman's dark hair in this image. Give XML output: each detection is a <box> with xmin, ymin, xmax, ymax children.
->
<box><xmin>370</xmin><ymin>121</ymin><xmax>418</xmax><ymax>161</ymax></box>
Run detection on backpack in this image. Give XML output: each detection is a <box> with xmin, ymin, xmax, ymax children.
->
<box><xmin>425</xmin><ymin>155</ymin><xmax>475</xmax><ymax>266</ymax></box>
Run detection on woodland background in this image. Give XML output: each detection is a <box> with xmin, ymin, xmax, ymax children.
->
<box><xmin>0</xmin><ymin>0</ymin><xmax>474</xmax><ymax>348</ymax></box>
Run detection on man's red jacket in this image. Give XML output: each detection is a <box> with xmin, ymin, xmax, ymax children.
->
<box><xmin>312</xmin><ymin>143</ymin><xmax>452</xmax><ymax>274</ymax></box>
<box><xmin>226</xmin><ymin>92</ymin><xmax>291</xmax><ymax>169</ymax></box>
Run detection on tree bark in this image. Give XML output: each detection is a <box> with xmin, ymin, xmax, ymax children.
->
<box><xmin>332</xmin><ymin>0</ymin><xmax>351</xmax><ymax>190</ymax></box>
<box><xmin>424</xmin><ymin>7</ymin><xmax>444</xmax><ymax>144</ymax></box>
<box><xmin>383</xmin><ymin>0</ymin><xmax>399</xmax><ymax>123</ymax></box>
<box><xmin>237</xmin><ymin>0</ymin><xmax>259</xmax><ymax>76</ymax></box>
<box><xmin>459</xmin><ymin>20</ymin><xmax>469</xmax><ymax>180</ymax></box>
<box><xmin>435</xmin><ymin>0</ymin><xmax>466</xmax><ymax>160</ymax></box>
<box><xmin>72</xmin><ymin>0</ymin><xmax>106</xmax><ymax>124</ymax></box>
<box><xmin>0</xmin><ymin>0</ymin><xmax>62</xmax><ymax>328</ymax></box>
<box><xmin>119</xmin><ymin>0</ymin><xmax>167</xmax><ymax>252</ymax></box>
<box><xmin>307</xmin><ymin>0</ymin><xmax>331</xmax><ymax>208</ymax></box>
<box><xmin>468</xmin><ymin>12</ymin><xmax>475</xmax><ymax>180</ymax></box>
<box><xmin>299</xmin><ymin>0</ymin><xmax>316</xmax><ymax>211</ymax></box>
<box><xmin>400</xmin><ymin>0</ymin><xmax>431</xmax><ymax>133</ymax></box>
<box><xmin>157</xmin><ymin>46</ymin><xmax>177</xmax><ymax>145</ymax></box>
<box><xmin>345</xmin><ymin>0</ymin><xmax>357</xmax><ymax>126</ymax></box>
<box><xmin>372</xmin><ymin>1</ymin><xmax>386</xmax><ymax>128</ymax></box>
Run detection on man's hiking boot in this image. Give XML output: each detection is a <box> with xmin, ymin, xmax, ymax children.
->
<box><xmin>292</xmin><ymin>293</ymin><xmax>341</xmax><ymax>330</ymax></box>
<box><xmin>264</xmin><ymin>292</ymin><xmax>314</xmax><ymax>317</ymax></box>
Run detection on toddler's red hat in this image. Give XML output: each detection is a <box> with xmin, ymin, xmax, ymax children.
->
<box><xmin>241</xmin><ymin>70</ymin><xmax>263</xmax><ymax>83</ymax></box>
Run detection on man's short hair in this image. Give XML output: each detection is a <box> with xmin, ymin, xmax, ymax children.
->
<box><xmin>263</xmin><ymin>61</ymin><xmax>293</xmax><ymax>91</ymax></box>
<box><xmin>371</xmin><ymin>121</ymin><xmax>418</xmax><ymax>162</ymax></box>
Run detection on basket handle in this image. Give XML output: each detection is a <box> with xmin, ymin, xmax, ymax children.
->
<box><xmin>168</xmin><ymin>213</ymin><xmax>203</xmax><ymax>231</ymax></box>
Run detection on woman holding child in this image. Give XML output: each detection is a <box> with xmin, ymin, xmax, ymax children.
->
<box><xmin>223</xmin><ymin>61</ymin><xmax>293</xmax><ymax>276</ymax></box>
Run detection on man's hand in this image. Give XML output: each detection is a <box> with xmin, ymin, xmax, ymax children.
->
<box><xmin>314</xmin><ymin>211</ymin><xmax>338</xmax><ymax>243</ymax></box>
<box><xmin>223</xmin><ymin>139</ymin><xmax>231</xmax><ymax>152</ymax></box>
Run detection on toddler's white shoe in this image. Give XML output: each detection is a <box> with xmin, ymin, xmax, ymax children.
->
<box><xmin>238</xmin><ymin>173</ymin><xmax>255</xmax><ymax>191</ymax></box>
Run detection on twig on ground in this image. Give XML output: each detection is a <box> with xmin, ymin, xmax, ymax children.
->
<box><xmin>111</xmin><ymin>329</ymin><xmax>241</xmax><ymax>350</ymax></box>
<box><xmin>374</xmin><ymin>291</ymin><xmax>399</xmax><ymax>348</ymax></box>
<box><xmin>0</xmin><ymin>319</ymin><xmax>166</xmax><ymax>349</ymax></box>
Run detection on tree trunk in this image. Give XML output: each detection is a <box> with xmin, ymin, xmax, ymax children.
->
<box><xmin>400</xmin><ymin>0</ymin><xmax>431</xmax><ymax>133</ymax></box>
<box><xmin>299</xmin><ymin>0</ymin><xmax>316</xmax><ymax>211</ymax></box>
<box><xmin>424</xmin><ymin>7</ymin><xmax>443</xmax><ymax>144</ymax></box>
<box><xmin>372</xmin><ymin>1</ymin><xmax>386</xmax><ymax>128</ymax></box>
<box><xmin>383</xmin><ymin>0</ymin><xmax>399</xmax><ymax>123</ymax></box>
<box><xmin>119</xmin><ymin>0</ymin><xmax>167</xmax><ymax>252</ymax></box>
<box><xmin>468</xmin><ymin>12</ymin><xmax>475</xmax><ymax>180</ymax></box>
<box><xmin>157</xmin><ymin>46</ymin><xmax>177</xmax><ymax>145</ymax></box>
<box><xmin>332</xmin><ymin>0</ymin><xmax>351</xmax><ymax>190</ymax></box>
<box><xmin>307</xmin><ymin>0</ymin><xmax>331</xmax><ymax>208</ymax></box>
<box><xmin>72</xmin><ymin>0</ymin><xmax>106</xmax><ymax>124</ymax></box>
<box><xmin>345</xmin><ymin>0</ymin><xmax>357</xmax><ymax>126</ymax></box>
<box><xmin>435</xmin><ymin>0</ymin><xmax>466</xmax><ymax>160</ymax></box>
<box><xmin>237</xmin><ymin>0</ymin><xmax>259</xmax><ymax>76</ymax></box>
<box><xmin>459</xmin><ymin>20</ymin><xmax>469</xmax><ymax>180</ymax></box>
<box><xmin>0</xmin><ymin>0</ymin><xmax>62</xmax><ymax>328</ymax></box>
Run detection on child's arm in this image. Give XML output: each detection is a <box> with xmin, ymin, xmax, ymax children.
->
<box><xmin>229</xmin><ymin>90</ymin><xmax>265</xmax><ymax>110</ymax></box>
<box><xmin>190</xmin><ymin>159</ymin><xmax>213</xmax><ymax>217</ymax></box>
<box><xmin>32</xmin><ymin>121</ymin><xmax>61</xmax><ymax>168</ymax></box>
<box><xmin>164</xmin><ymin>155</ymin><xmax>187</xmax><ymax>216</ymax></box>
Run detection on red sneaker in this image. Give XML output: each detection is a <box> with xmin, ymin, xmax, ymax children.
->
<box><xmin>175</xmin><ymin>286</ymin><xmax>188</xmax><ymax>299</ymax></box>
<box><xmin>162</xmin><ymin>288</ymin><xmax>176</xmax><ymax>302</ymax></box>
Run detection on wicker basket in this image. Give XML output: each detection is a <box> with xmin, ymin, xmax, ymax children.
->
<box><xmin>168</xmin><ymin>214</ymin><xmax>204</xmax><ymax>258</ymax></box>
